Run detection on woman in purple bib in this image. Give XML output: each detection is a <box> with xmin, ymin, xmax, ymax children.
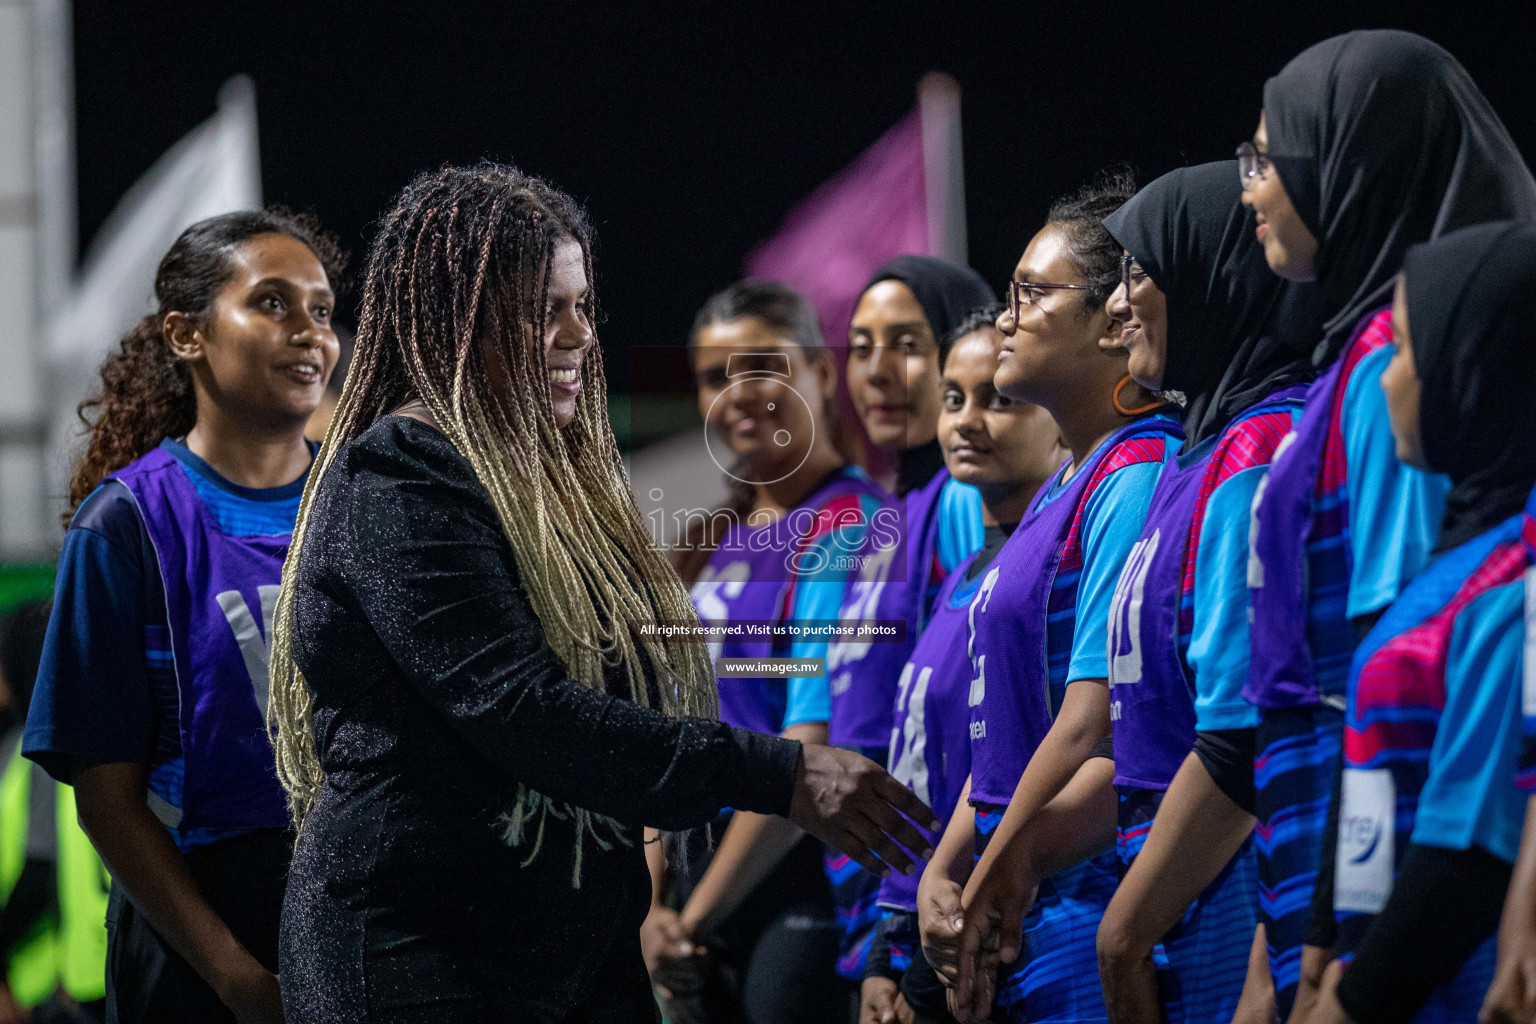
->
<box><xmin>1086</xmin><ymin>162</ymin><xmax>1321</xmax><ymax>1024</ymax></box>
<box><xmin>929</xmin><ymin>171</ymin><xmax>1182</xmax><ymax>1024</ymax></box>
<box><xmin>1238</xmin><ymin>31</ymin><xmax>1536</xmax><ymax>1017</ymax></box>
<box><xmin>829</xmin><ymin>256</ymin><xmax>990</xmax><ymax>986</ymax></box>
<box><xmin>22</xmin><ymin>211</ymin><xmax>346</xmax><ymax>1023</ymax></box>
<box><xmin>859</xmin><ymin>308</ymin><xmax>1067</xmax><ymax>1024</ymax></box>
<box><xmin>645</xmin><ymin>278</ymin><xmax>893</xmax><ymax>1023</ymax></box>
<box><xmin>267</xmin><ymin>168</ymin><xmax>935</xmax><ymax>1024</ymax></box>
<box><xmin>1305</xmin><ymin>223</ymin><xmax>1536</xmax><ymax>1024</ymax></box>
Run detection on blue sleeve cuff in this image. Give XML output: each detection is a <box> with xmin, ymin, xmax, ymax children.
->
<box><xmin>1190</xmin><ymin>465</ymin><xmax>1266</xmax><ymax>729</ymax></box>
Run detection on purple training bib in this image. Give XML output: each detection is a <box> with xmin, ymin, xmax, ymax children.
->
<box><xmin>826</xmin><ymin>467</ymin><xmax>952</xmax><ymax>749</ymax></box>
<box><xmin>968</xmin><ymin>417</ymin><xmax>1182</xmax><ymax>807</ymax></box>
<box><xmin>110</xmin><ymin>448</ymin><xmax>291</xmax><ymax>834</ymax></box>
<box><xmin>691</xmin><ymin>468</ymin><xmax>885</xmax><ymax>735</ymax></box>
<box><xmin>1246</xmin><ymin>310</ymin><xmax>1392</xmax><ymax>710</ymax></box>
<box><xmin>1112</xmin><ymin>387</ymin><xmax>1307</xmax><ymax>791</ymax></box>
<box><xmin>1107</xmin><ymin>443</ymin><xmax>1205</xmax><ymax>791</ymax></box>
<box><xmin>877</xmin><ymin>554</ymin><xmax>982</xmax><ymax>911</ymax></box>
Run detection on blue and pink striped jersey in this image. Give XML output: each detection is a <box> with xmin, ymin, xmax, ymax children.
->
<box><xmin>1336</xmin><ymin>515</ymin><xmax>1530</xmax><ymax>961</ymax></box>
<box><xmin>1517</xmin><ymin>486</ymin><xmax>1536</xmax><ymax>792</ymax></box>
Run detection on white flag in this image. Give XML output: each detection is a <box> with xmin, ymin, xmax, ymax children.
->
<box><xmin>48</xmin><ymin>75</ymin><xmax>261</xmax><ymax>362</ymax></box>
<box><xmin>44</xmin><ymin>75</ymin><xmax>260</xmax><ymax>502</ymax></box>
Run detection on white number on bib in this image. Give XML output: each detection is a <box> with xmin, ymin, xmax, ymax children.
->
<box><xmin>217</xmin><ymin>584</ymin><xmax>280</xmax><ymax>717</ymax></box>
<box><xmin>888</xmin><ymin>663</ymin><xmax>934</xmax><ymax>806</ymax></box>
<box><xmin>1107</xmin><ymin>530</ymin><xmax>1160</xmax><ymax>687</ymax></box>
<box><xmin>1247</xmin><ymin>429</ymin><xmax>1297</xmax><ymax>591</ymax></box>
<box><xmin>827</xmin><ymin>541</ymin><xmax>898</xmax><ymax>672</ymax></box>
<box><xmin>966</xmin><ymin>567</ymin><xmax>1001</xmax><ymax>708</ymax></box>
<box><xmin>691</xmin><ymin>561</ymin><xmax>751</xmax><ymax>664</ymax></box>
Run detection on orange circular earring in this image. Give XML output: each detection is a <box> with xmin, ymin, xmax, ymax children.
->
<box><xmin>1113</xmin><ymin>374</ymin><xmax>1164</xmax><ymax>416</ymax></box>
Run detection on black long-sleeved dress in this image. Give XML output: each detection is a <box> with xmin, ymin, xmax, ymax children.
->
<box><xmin>279</xmin><ymin>417</ymin><xmax>801</xmax><ymax>1023</ymax></box>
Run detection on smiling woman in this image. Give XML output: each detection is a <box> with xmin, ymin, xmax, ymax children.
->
<box><xmin>266</xmin><ymin>169</ymin><xmax>936</xmax><ymax>1024</ymax></box>
<box><xmin>22</xmin><ymin>209</ymin><xmax>346</xmax><ymax>1024</ymax></box>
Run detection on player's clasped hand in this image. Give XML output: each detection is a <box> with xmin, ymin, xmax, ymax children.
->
<box><xmin>1481</xmin><ymin>939</ymin><xmax>1536</xmax><ymax>1024</ymax></box>
<box><xmin>952</xmin><ymin>865</ymin><xmax>1039</xmax><ymax>1023</ymax></box>
<box><xmin>788</xmin><ymin>745</ymin><xmax>939</xmax><ymax>878</ymax></box>
<box><xmin>917</xmin><ymin>868</ymin><xmax>965</xmax><ymax>987</ymax></box>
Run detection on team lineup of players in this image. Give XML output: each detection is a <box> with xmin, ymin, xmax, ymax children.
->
<box><xmin>11</xmin><ymin>22</ymin><xmax>1536</xmax><ymax>1024</ymax></box>
<box><xmin>658</xmin><ymin>29</ymin><xmax>1536</xmax><ymax>1024</ymax></box>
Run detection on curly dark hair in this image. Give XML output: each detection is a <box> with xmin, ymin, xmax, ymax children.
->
<box><xmin>1047</xmin><ymin>166</ymin><xmax>1139</xmax><ymax>311</ymax></box>
<box><xmin>64</xmin><ymin>209</ymin><xmax>347</xmax><ymax>528</ymax></box>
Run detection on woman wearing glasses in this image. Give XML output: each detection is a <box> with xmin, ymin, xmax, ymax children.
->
<box><xmin>1239</xmin><ymin>30</ymin><xmax>1536</xmax><ymax>1021</ymax></box>
<box><xmin>1086</xmin><ymin>161</ymin><xmax>1320</xmax><ymax>1024</ymax></box>
<box><xmin>921</xmin><ymin>170</ymin><xmax>1182</xmax><ymax>1024</ymax></box>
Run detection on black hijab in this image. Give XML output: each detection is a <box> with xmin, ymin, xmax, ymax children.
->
<box><xmin>1263</xmin><ymin>30</ymin><xmax>1536</xmax><ymax>366</ymax></box>
<box><xmin>1104</xmin><ymin>161</ymin><xmax>1323</xmax><ymax>445</ymax></box>
<box><xmin>861</xmin><ymin>255</ymin><xmax>995</xmax><ymax>492</ymax></box>
<box><xmin>1403</xmin><ymin>221</ymin><xmax>1536</xmax><ymax>550</ymax></box>
<box><xmin>862</xmin><ymin>255</ymin><xmax>995</xmax><ymax>349</ymax></box>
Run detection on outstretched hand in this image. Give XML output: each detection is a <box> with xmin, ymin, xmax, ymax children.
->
<box><xmin>788</xmin><ymin>744</ymin><xmax>939</xmax><ymax>878</ymax></box>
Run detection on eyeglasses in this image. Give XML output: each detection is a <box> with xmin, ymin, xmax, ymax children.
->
<box><xmin>1235</xmin><ymin>142</ymin><xmax>1272</xmax><ymax>188</ymax></box>
<box><xmin>1007</xmin><ymin>279</ymin><xmax>1089</xmax><ymax>321</ymax></box>
<box><xmin>1120</xmin><ymin>252</ymin><xmax>1150</xmax><ymax>298</ymax></box>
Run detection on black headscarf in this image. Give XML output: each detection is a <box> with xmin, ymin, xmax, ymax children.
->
<box><xmin>862</xmin><ymin>255</ymin><xmax>995</xmax><ymax>350</ymax></box>
<box><xmin>861</xmin><ymin>255</ymin><xmax>996</xmax><ymax>492</ymax></box>
<box><xmin>1403</xmin><ymin>221</ymin><xmax>1536</xmax><ymax>550</ymax></box>
<box><xmin>1262</xmin><ymin>30</ymin><xmax>1536</xmax><ymax>366</ymax></box>
<box><xmin>1104</xmin><ymin>161</ymin><xmax>1323</xmax><ymax>445</ymax></box>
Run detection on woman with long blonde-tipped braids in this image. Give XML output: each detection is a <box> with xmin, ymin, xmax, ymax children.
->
<box><xmin>267</xmin><ymin>163</ymin><xmax>936</xmax><ymax>1024</ymax></box>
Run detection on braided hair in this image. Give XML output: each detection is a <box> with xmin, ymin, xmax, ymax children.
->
<box><xmin>268</xmin><ymin>165</ymin><xmax>718</xmax><ymax>879</ymax></box>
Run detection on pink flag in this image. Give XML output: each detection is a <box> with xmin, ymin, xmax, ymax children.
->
<box><xmin>744</xmin><ymin>104</ymin><xmax>926</xmax><ymax>347</ymax></box>
<box><xmin>744</xmin><ymin>74</ymin><xmax>968</xmax><ymax>473</ymax></box>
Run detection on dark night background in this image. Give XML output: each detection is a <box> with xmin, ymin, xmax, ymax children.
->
<box><xmin>70</xmin><ymin>1</ymin><xmax>1536</xmax><ymax>400</ymax></box>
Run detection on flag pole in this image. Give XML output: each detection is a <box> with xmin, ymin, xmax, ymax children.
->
<box><xmin>918</xmin><ymin>72</ymin><xmax>967</xmax><ymax>264</ymax></box>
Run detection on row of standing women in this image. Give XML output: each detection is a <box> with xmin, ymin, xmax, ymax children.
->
<box><xmin>661</xmin><ymin>27</ymin><xmax>1536</xmax><ymax>1024</ymax></box>
<box><xmin>18</xmin><ymin>159</ymin><xmax>939</xmax><ymax>1020</ymax></box>
<box><xmin>10</xmin><ymin>23</ymin><xmax>1536</xmax><ymax>1024</ymax></box>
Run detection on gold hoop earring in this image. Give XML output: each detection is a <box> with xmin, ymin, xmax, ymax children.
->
<box><xmin>1113</xmin><ymin>374</ymin><xmax>1163</xmax><ymax>416</ymax></box>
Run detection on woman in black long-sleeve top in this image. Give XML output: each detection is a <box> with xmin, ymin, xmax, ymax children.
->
<box><xmin>270</xmin><ymin>165</ymin><xmax>936</xmax><ymax>1024</ymax></box>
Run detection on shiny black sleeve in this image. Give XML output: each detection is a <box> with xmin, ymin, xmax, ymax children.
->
<box><xmin>338</xmin><ymin>425</ymin><xmax>800</xmax><ymax>830</ymax></box>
